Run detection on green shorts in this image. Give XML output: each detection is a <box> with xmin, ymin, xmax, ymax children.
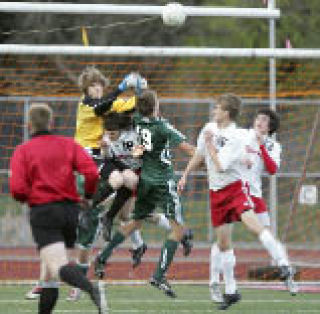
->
<box><xmin>133</xmin><ymin>177</ymin><xmax>183</xmax><ymax>224</ymax></box>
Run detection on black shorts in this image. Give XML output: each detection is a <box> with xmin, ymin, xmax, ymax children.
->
<box><xmin>29</xmin><ymin>201</ymin><xmax>80</xmax><ymax>250</ymax></box>
<box><xmin>100</xmin><ymin>158</ymin><xmax>129</xmax><ymax>180</ymax></box>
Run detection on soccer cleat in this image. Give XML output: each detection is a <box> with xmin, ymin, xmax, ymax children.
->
<box><xmin>101</xmin><ymin>215</ymin><xmax>113</xmax><ymax>242</ymax></box>
<box><xmin>94</xmin><ymin>256</ymin><xmax>106</xmax><ymax>279</ymax></box>
<box><xmin>209</xmin><ymin>282</ymin><xmax>223</xmax><ymax>303</ymax></box>
<box><xmin>280</xmin><ymin>265</ymin><xmax>299</xmax><ymax>296</ymax></box>
<box><xmin>66</xmin><ymin>287</ymin><xmax>81</xmax><ymax>301</ymax></box>
<box><xmin>181</xmin><ymin>228</ymin><xmax>194</xmax><ymax>256</ymax></box>
<box><xmin>25</xmin><ymin>285</ymin><xmax>42</xmax><ymax>300</ymax></box>
<box><xmin>149</xmin><ymin>277</ymin><xmax>177</xmax><ymax>298</ymax></box>
<box><xmin>218</xmin><ymin>291</ymin><xmax>241</xmax><ymax>310</ymax></box>
<box><xmin>89</xmin><ymin>283</ymin><xmax>103</xmax><ymax>314</ymax></box>
<box><xmin>130</xmin><ymin>243</ymin><xmax>147</xmax><ymax>268</ymax></box>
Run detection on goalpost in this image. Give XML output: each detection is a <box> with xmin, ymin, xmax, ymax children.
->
<box><xmin>0</xmin><ymin>0</ymin><xmax>319</xmax><ymax>302</ymax></box>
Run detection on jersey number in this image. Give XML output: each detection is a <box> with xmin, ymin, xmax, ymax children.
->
<box><xmin>137</xmin><ymin>126</ymin><xmax>152</xmax><ymax>151</ymax></box>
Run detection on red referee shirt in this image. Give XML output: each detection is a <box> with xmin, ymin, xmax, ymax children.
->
<box><xmin>9</xmin><ymin>131</ymin><xmax>99</xmax><ymax>206</ymax></box>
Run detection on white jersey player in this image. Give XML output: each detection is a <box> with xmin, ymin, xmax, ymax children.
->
<box><xmin>241</xmin><ymin>109</ymin><xmax>281</xmax><ymax>227</ymax></box>
<box><xmin>178</xmin><ymin>95</ymin><xmax>297</xmax><ymax>309</ymax></box>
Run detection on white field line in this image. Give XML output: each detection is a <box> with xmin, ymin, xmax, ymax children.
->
<box><xmin>2</xmin><ymin>299</ymin><xmax>320</xmax><ymax>304</ymax></box>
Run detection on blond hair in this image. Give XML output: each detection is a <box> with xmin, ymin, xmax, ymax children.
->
<box><xmin>28</xmin><ymin>103</ymin><xmax>53</xmax><ymax>131</ymax></box>
<box><xmin>78</xmin><ymin>66</ymin><xmax>110</xmax><ymax>94</ymax></box>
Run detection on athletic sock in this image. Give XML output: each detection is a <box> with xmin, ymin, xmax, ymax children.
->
<box><xmin>99</xmin><ymin>231</ymin><xmax>126</xmax><ymax>262</ymax></box>
<box><xmin>153</xmin><ymin>239</ymin><xmax>179</xmax><ymax>281</ymax></box>
<box><xmin>59</xmin><ymin>265</ymin><xmax>93</xmax><ymax>293</ymax></box>
<box><xmin>130</xmin><ymin>230</ymin><xmax>144</xmax><ymax>250</ymax></box>
<box><xmin>39</xmin><ymin>288</ymin><xmax>59</xmax><ymax>314</ymax></box>
<box><xmin>221</xmin><ymin>249</ymin><xmax>237</xmax><ymax>294</ymax></box>
<box><xmin>210</xmin><ymin>243</ymin><xmax>222</xmax><ymax>285</ymax></box>
<box><xmin>107</xmin><ymin>186</ymin><xmax>132</xmax><ymax>220</ymax></box>
<box><xmin>157</xmin><ymin>214</ymin><xmax>171</xmax><ymax>231</ymax></box>
<box><xmin>259</xmin><ymin>229</ymin><xmax>289</xmax><ymax>266</ymax></box>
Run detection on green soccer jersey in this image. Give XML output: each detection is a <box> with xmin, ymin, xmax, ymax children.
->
<box><xmin>134</xmin><ymin>113</ymin><xmax>186</xmax><ymax>184</ymax></box>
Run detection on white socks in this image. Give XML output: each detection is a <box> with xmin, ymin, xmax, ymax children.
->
<box><xmin>259</xmin><ymin>229</ymin><xmax>288</xmax><ymax>266</ymax></box>
<box><xmin>157</xmin><ymin>214</ymin><xmax>171</xmax><ymax>231</ymax></box>
<box><xmin>130</xmin><ymin>230</ymin><xmax>144</xmax><ymax>250</ymax></box>
<box><xmin>221</xmin><ymin>249</ymin><xmax>237</xmax><ymax>294</ymax></box>
<box><xmin>210</xmin><ymin>243</ymin><xmax>222</xmax><ymax>285</ymax></box>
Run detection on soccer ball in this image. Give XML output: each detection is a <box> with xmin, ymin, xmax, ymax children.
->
<box><xmin>161</xmin><ymin>2</ymin><xmax>186</xmax><ymax>27</ymax></box>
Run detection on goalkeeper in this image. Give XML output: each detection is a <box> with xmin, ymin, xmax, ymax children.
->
<box><xmin>68</xmin><ymin>66</ymin><xmax>147</xmax><ymax>302</ymax></box>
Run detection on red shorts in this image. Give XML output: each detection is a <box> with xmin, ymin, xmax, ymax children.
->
<box><xmin>210</xmin><ymin>180</ymin><xmax>253</xmax><ymax>227</ymax></box>
<box><xmin>251</xmin><ymin>195</ymin><xmax>267</xmax><ymax>214</ymax></box>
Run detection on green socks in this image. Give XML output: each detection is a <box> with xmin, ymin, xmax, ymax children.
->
<box><xmin>99</xmin><ymin>231</ymin><xmax>126</xmax><ymax>262</ymax></box>
<box><xmin>154</xmin><ymin>239</ymin><xmax>179</xmax><ymax>281</ymax></box>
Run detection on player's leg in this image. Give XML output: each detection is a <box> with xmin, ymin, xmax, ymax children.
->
<box><xmin>40</xmin><ymin>242</ymin><xmax>102</xmax><ymax>312</ymax></box>
<box><xmin>96</xmin><ymin>174</ymin><xmax>153</xmax><ymax>275</ymax></box>
<box><xmin>209</xmin><ymin>242</ymin><xmax>223</xmax><ymax>303</ymax></box>
<box><xmin>150</xmin><ymin>218</ymin><xmax>183</xmax><ymax>298</ymax></box>
<box><xmin>119</xmin><ymin>196</ymin><xmax>147</xmax><ymax>268</ymax></box>
<box><xmin>209</xmin><ymin>187</ymin><xmax>240</xmax><ymax>309</ymax></box>
<box><xmin>101</xmin><ymin>169</ymin><xmax>138</xmax><ymax>241</ymax></box>
<box><xmin>254</xmin><ymin>196</ymin><xmax>298</xmax><ymax>295</ymax></box>
<box><xmin>94</xmin><ymin>219</ymin><xmax>142</xmax><ymax>278</ymax></box>
<box><xmin>150</xmin><ymin>180</ymin><xmax>184</xmax><ymax>298</ymax></box>
<box><xmin>241</xmin><ymin>209</ymin><xmax>297</xmax><ymax>294</ymax></box>
<box><xmin>25</xmin><ymin>260</ymin><xmax>47</xmax><ymax>300</ymax></box>
<box><xmin>215</xmin><ymin>224</ymin><xmax>240</xmax><ymax>310</ymax></box>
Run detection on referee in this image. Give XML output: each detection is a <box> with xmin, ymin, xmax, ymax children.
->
<box><xmin>10</xmin><ymin>103</ymin><xmax>102</xmax><ymax>313</ymax></box>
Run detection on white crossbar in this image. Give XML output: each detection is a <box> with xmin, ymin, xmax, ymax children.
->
<box><xmin>0</xmin><ymin>44</ymin><xmax>319</xmax><ymax>59</ymax></box>
<box><xmin>0</xmin><ymin>2</ymin><xmax>280</xmax><ymax>19</ymax></box>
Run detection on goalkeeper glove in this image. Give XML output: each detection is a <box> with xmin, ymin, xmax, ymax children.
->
<box><xmin>118</xmin><ymin>72</ymin><xmax>139</xmax><ymax>92</ymax></box>
<box><xmin>135</xmin><ymin>76</ymin><xmax>148</xmax><ymax>96</ymax></box>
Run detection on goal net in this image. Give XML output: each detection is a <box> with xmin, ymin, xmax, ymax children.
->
<box><xmin>0</xmin><ymin>54</ymin><xmax>319</xmax><ymax>287</ymax></box>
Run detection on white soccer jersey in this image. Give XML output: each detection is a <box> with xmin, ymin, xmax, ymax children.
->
<box><xmin>105</xmin><ymin>130</ymin><xmax>142</xmax><ymax>170</ymax></box>
<box><xmin>197</xmin><ymin>122</ymin><xmax>246</xmax><ymax>191</ymax></box>
<box><xmin>241</xmin><ymin>128</ymin><xmax>281</xmax><ymax>197</ymax></box>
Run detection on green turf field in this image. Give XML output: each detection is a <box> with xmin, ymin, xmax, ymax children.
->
<box><xmin>0</xmin><ymin>284</ymin><xmax>319</xmax><ymax>313</ymax></box>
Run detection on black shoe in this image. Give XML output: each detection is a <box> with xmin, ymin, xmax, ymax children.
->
<box><xmin>101</xmin><ymin>215</ymin><xmax>113</xmax><ymax>242</ymax></box>
<box><xmin>218</xmin><ymin>291</ymin><xmax>241</xmax><ymax>310</ymax></box>
<box><xmin>94</xmin><ymin>256</ymin><xmax>105</xmax><ymax>279</ymax></box>
<box><xmin>181</xmin><ymin>229</ymin><xmax>194</xmax><ymax>256</ymax></box>
<box><xmin>89</xmin><ymin>283</ymin><xmax>102</xmax><ymax>314</ymax></box>
<box><xmin>130</xmin><ymin>243</ymin><xmax>147</xmax><ymax>268</ymax></box>
<box><xmin>149</xmin><ymin>276</ymin><xmax>177</xmax><ymax>298</ymax></box>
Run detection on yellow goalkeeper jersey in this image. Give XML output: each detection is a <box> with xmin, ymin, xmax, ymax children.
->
<box><xmin>74</xmin><ymin>95</ymin><xmax>136</xmax><ymax>148</ymax></box>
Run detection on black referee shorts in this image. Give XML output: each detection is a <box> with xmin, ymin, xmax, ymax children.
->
<box><xmin>29</xmin><ymin>201</ymin><xmax>80</xmax><ymax>250</ymax></box>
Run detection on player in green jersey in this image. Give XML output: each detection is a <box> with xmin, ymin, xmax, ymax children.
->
<box><xmin>94</xmin><ymin>89</ymin><xmax>194</xmax><ymax>298</ymax></box>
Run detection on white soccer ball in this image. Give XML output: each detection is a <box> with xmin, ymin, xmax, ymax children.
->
<box><xmin>161</xmin><ymin>2</ymin><xmax>186</xmax><ymax>27</ymax></box>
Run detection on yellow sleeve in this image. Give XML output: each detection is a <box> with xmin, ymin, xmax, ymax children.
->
<box><xmin>111</xmin><ymin>96</ymin><xmax>136</xmax><ymax>113</ymax></box>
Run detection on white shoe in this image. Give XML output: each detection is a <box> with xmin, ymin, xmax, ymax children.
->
<box><xmin>66</xmin><ymin>288</ymin><xmax>81</xmax><ymax>301</ymax></box>
<box><xmin>25</xmin><ymin>285</ymin><xmax>42</xmax><ymax>300</ymax></box>
<box><xmin>209</xmin><ymin>282</ymin><xmax>223</xmax><ymax>303</ymax></box>
<box><xmin>280</xmin><ymin>266</ymin><xmax>299</xmax><ymax>296</ymax></box>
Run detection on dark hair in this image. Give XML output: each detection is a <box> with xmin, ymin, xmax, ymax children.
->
<box><xmin>136</xmin><ymin>89</ymin><xmax>157</xmax><ymax>117</ymax></box>
<box><xmin>103</xmin><ymin>112</ymin><xmax>132</xmax><ymax>131</ymax></box>
<box><xmin>256</xmin><ymin>109</ymin><xmax>280</xmax><ymax>135</ymax></box>
<box><xmin>217</xmin><ymin>93</ymin><xmax>242</xmax><ymax>121</ymax></box>
<box><xmin>28</xmin><ymin>103</ymin><xmax>53</xmax><ymax>131</ymax></box>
